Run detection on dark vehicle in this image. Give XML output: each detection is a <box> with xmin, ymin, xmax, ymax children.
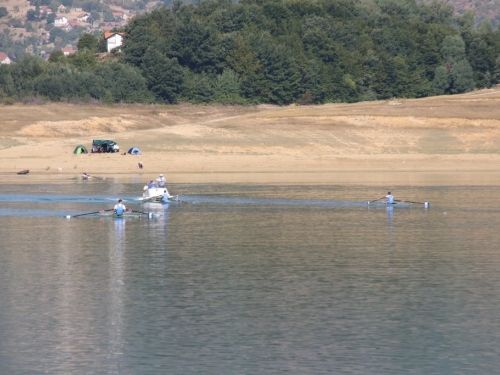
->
<box><xmin>91</xmin><ymin>140</ymin><xmax>120</xmax><ymax>153</ymax></box>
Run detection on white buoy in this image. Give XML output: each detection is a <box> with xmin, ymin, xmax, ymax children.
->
<box><xmin>66</xmin><ymin>215</ymin><xmax>71</xmax><ymax>219</ymax></box>
<box><xmin>424</xmin><ymin>202</ymin><xmax>430</xmax><ymax>208</ymax></box>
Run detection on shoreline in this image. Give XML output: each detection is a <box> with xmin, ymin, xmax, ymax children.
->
<box><xmin>2</xmin><ymin>90</ymin><xmax>500</xmax><ymax>179</ymax></box>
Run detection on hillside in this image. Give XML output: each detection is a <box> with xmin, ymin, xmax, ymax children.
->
<box><xmin>1</xmin><ymin>88</ymin><xmax>500</xmax><ymax>176</ymax></box>
<box><xmin>446</xmin><ymin>0</ymin><xmax>500</xmax><ymax>26</ymax></box>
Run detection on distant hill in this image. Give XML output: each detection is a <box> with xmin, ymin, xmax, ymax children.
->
<box><xmin>444</xmin><ymin>0</ymin><xmax>500</xmax><ymax>27</ymax></box>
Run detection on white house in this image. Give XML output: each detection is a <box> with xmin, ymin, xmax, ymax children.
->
<box><xmin>104</xmin><ymin>32</ymin><xmax>124</xmax><ymax>52</ymax></box>
<box><xmin>76</xmin><ymin>13</ymin><xmax>89</xmax><ymax>22</ymax></box>
<box><xmin>54</xmin><ymin>16</ymin><xmax>68</xmax><ymax>27</ymax></box>
<box><xmin>0</xmin><ymin>52</ymin><xmax>11</xmax><ymax>64</ymax></box>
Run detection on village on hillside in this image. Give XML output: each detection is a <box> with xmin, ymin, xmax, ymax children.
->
<box><xmin>0</xmin><ymin>0</ymin><xmax>157</xmax><ymax>62</ymax></box>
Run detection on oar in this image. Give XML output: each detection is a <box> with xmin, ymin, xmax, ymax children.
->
<box><xmin>92</xmin><ymin>176</ymin><xmax>106</xmax><ymax>180</ymax></box>
<box><xmin>164</xmin><ymin>195</ymin><xmax>187</xmax><ymax>204</ymax></box>
<box><xmin>396</xmin><ymin>200</ymin><xmax>430</xmax><ymax>205</ymax></box>
<box><xmin>129</xmin><ymin>210</ymin><xmax>161</xmax><ymax>218</ymax></box>
<box><xmin>65</xmin><ymin>208</ymin><xmax>113</xmax><ymax>219</ymax></box>
<box><xmin>367</xmin><ymin>197</ymin><xmax>384</xmax><ymax>204</ymax></box>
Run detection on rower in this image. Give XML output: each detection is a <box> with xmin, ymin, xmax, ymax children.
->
<box><xmin>114</xmin><ymin>199</ymin><xmax>126</xmax><ymax>216</ymax></box>
<box><xmin>385</xmin><ymin>192</ymin><xmax>394</xmax><ymax>204</ymax></box>
<box><xmin>82</xmin><ymin>172</ymin><xmax>90</xmax><ymax>180</ymax></box>
<box><xmin>162</xmin><ymin>189</ymin><xmax>175</xmax><ymax>202</ymax></box>
<box><xmin>148</xmin><ymin>180</ymin><xmax>157</xmax><ymax>189</ymax></box>
<box><xmin>372</xmin><ymin>191</ymin><xmax>395</xmax><ymax>204</ymax></box>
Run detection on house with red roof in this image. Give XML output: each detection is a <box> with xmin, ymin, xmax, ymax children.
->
<box><xmin>0</xmin><ymin>52</ymin><xmax>11</xmax><ymax>64</ymax></box>
<box><xmin>76</xmin><ymin>13</ymin><xmax>89</xmax><ymax>22</ymax></box>
<box><xmin>40</xmin><ymin>6</ymin><xmax>53</xmax><ymax>14</ymax></box>
<box><xmin>61</xmin><ymin>47</ymin><xmax>76</xmax><ymax>56</ymax></box>
<box><xmin>68</xmin><ymin>20</ymin><xmax>82</xmax><ymax>28</ymax></box>
<box><xmin>104</xmin><ymin>32</ymin><xmax>125</xmax><ymax>52</ymax></box>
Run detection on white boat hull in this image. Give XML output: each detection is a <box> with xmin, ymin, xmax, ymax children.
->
<box><xmin>141</xmin><ymin>187</ymin><xmax>179</xmax><ymax>203</ymax></box>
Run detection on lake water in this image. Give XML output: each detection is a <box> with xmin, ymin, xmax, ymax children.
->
<box><xmin>1</xmin><ymin>172</ymin><xmax>500</xmax><ymax>374</ymax></box>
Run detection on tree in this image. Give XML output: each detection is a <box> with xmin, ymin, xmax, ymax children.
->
<box><xmin>441</xmin><ymin>34</ymin><xmax>466</xmax><ymax>64</ymax></box>
<box><xmin>48</xmin><ymin>50</ymin><xmax>66</xmax><ymax>63</ymax></box>
<box><xmin>171</xmin><ymin>19</ymin><xmax>226</xmax><ymax>74</ymax></box>
<box><xmin>68</xmin><ymin>50</ymin><xmax>97</xmax><ymax>69</ymax></box>
<box><xmin>103</xmin><ymin>11</ymin><xmax>114</xmax><ymax>22</ymax></box>
<box><xmin>141</xmin><ymin>47</ymin><xmax>185</xmax><ymax>103</ymax></box>
<box><xmin>121</xmin><ymin>25</ymin><xmax>158</xmax><ymax>67</ymax></box>
<box><xmin>257</xmin><ymin>39</ymin><xmax>301</xmax><ymax>105</ymax></box>
<box><xmin>226</xmin><ymin>35</ymin><xmax>261</xmax><ymax>83</ymax></box>
<box><xmin>96</xmin><ymin>33</ymin><xmax>108</xmax><ymax>53</ymax></box>
<box><xmin>433</xmin><ymin>34</ymin><xmax>475</xmax><ymax>95</ymax></box>
<box><xmin>95</xmin><ymin>62</ymin><xmax>153</xmax><ymax>103</ymax></box>
<box><xmin>26</xmin><ymin>9</ymin><xmax>38</xmax><ymax>21</ymax></box>
<box><xmin>90</xmin><ymin>10</ymin><xmax>100</xmax><ymax>22</ymax></box>
<box><xmin>77</xmin><ymin>33</ymin><xmax>98</xmax><ymax>52</ymax></box>
<box><xmin>46</xmin><ymin>13</ymin><xmax>56</xmax><ymax>24</ymax></box>
<box><xmin>9</xmin><ymin>55</ymin><xmax>46</xmax><ymax>96</ymax></box>
<box><xmin>450</xmin><ymin>60</ymin><xmax>475</xmax><ymax>94</ymax></box>
<box><xmin>82</xmin><ymin>0</ymin><xmax>103</xmax><ymax>13</ymax></box>
<box><xmin>0</xmin><ymin>7</ymin><xmax>8</xmax><ymax>18</ymax></box>
<box><xmin>36</xmin><ymin>75</ymin><xmax>65</xmax><ymax>100</ymax></box>
<box><xmin>493</xmin><ymin>56</ymin><xmax>500</xmax><ymax>85</ymax></box>
<box><xmin>433</xmin><ymin>66</ymin><xmax>450</xmax><ymax>95</ymax></box>
<box><xmin>212</xmin><ymin>69</ymin><xmax>241</xmax><ymax>104</ymax></box>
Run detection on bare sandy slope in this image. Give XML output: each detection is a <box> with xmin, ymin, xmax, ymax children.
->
<box><xmin>2</xmin><ymin>89</ymin><xmax>500</xmax><ymax>177</ymax></box>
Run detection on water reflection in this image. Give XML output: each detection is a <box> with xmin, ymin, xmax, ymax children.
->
<box><xmin>108</xmin><ymin>218</ymin><xmax>125</xmax><ymax>365</ymax></box>
<box><xmin>386</xmin><ymin>206</ymin><xmax>394</xmax><ymax>241</ymax></box>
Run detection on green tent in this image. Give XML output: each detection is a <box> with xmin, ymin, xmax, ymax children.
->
<box><xmin>74</xmin><ymin>145</ymin><xmax>88</xmax><ymax>154</ymax></box>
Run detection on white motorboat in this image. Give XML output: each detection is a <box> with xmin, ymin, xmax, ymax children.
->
<box><xmin>140</xmin><ymin>187</ymin><xmax>180</xmax><ymax>204</ymax></box>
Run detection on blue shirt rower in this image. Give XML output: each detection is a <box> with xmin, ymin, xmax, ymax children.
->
<box><xmin>114</xmin><ymin>199</ymin><xmax>126</xmax><ymax>216</ymax></box>
<box><xmin>162</xmin><ymin>190</ymin><xmax>171</xmax><ymax>202</ymax></box>
<box><xmin>386</xmin><ymin>192</ymin><xmax>394</xmax><ymax>204</ymax></box>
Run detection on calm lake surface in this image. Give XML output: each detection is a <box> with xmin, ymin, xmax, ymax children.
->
<box><xmin>1</xmin><ymin>172</ymin><xmax>500</xmax><ymax>374</ymax></box>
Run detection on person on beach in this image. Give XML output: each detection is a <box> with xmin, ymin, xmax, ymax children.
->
<box><xmin>157</xmin><ymin>174</ymin><xmax>166</xmax><ymax>188</ymax></box>
<box><xmin>114</xmin><ymin>199</ymin><xmax>126</xmax><ymax>216</ymax></box>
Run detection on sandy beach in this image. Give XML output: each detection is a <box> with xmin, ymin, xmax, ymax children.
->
<box><xmin>2</xmin><ymin>88</ymin><xmax>500</xmax><ymax>180</ymax></box>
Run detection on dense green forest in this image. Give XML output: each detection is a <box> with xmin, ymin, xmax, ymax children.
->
<box><xmin>2</xmin><ymin>0</ymin><xmax>500</xmax><ymax>105</ymax></box>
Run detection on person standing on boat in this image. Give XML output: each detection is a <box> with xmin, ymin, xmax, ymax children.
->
<box><xmin>157</xmin><ymin>174</ymin><xmax>166</xmax><ymax>188</ymax></box>
<box><xmin>114</xmin><ymin>199</ymin><xmax>126</xmax><ymax>216</ymax></box>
